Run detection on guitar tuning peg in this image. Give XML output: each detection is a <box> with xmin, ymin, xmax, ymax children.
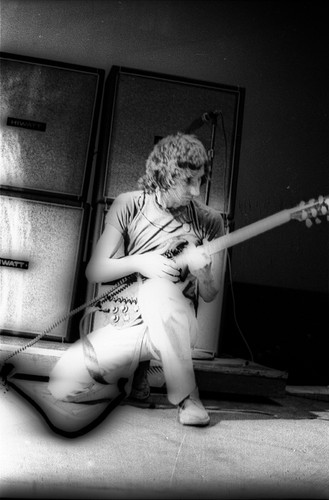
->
<box><xmin>321</xmin><ymin>205</ymin><xmax>328</xmax><ymax>215</ymax></box>
<box><xmin>318</xmin><ymin>195</ymin><xmax>324</xmax><ymax>204</ymax></box>
<box><xmin>311</xmin><ymin>208</ymin><xmax>318</xmax><ymax>218</ymax></box>
<box><xmin>315</xmin><ymin>217</ymin><xmax>321</xmax><ymax>224</ymax></box>
<box><xmin>301</xmin><ymin>210</ymin><xmax>308</xmax><ymax>220</ymax></box>
<box><xmin>306</xmin><ymin>219</ymin><xmax>313</xmax><ymax>228</ymax></box>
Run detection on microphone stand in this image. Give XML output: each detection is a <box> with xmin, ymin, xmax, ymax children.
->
<box><xmin>204</xmin><ymin>113</ymin><xmax>218</xmax><ymax>206</ymax></box>
<box><xmin>183</xmin><ymin>110</ymin><xmax>219</xmax><ymax>206</ymax></box>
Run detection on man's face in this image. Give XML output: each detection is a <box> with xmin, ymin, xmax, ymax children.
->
<box><xmin>164</xmin><ymin>166</ymin><xmax>205</xmax><ymax>209</ymax></box>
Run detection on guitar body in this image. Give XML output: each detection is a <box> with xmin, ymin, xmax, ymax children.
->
<box><xmin>92</xmin><ymin>238</ymin><xmax>191</xmax><ymax>329</ymax></box>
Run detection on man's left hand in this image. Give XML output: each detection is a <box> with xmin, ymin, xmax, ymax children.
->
<box><xmin>184</xmin><ymin>240</ymin><xmax>212</xmax><ymax>275</ymax></box>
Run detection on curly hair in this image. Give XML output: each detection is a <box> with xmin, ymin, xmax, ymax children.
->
<box><xmin>138</xmin><ymin>132</ymin><xmax>209</xmax><ymax>193</ymax></box>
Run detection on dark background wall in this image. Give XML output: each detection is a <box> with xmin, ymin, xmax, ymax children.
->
<box><xmin>1</xmin><ymin>0</ymin><xmax>328</xmax><ymax>382</ymax></box>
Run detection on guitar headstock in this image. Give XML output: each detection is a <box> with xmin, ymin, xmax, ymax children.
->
<box><xmin>291</xmin><ymin>195</ymin><xmax>329</xmax><ymax>227</ymax></box>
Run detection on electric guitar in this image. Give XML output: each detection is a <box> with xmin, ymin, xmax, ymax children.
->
<box><xmin>94</xmin><ymin>194</ymin><xmax>329</xmax><ymax>328</ymax></box>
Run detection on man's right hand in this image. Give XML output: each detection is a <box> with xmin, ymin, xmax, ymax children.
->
<box><xmin>136</xmin><ymin>251</ymin><xmax>181</xmax><ymax>282</ymax></box>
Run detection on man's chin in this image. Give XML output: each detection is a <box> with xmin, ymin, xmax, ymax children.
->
<box><xmin>167</xmin><ymin>198</ymin><xmax>191</xmax><ymax>210</ymax></box>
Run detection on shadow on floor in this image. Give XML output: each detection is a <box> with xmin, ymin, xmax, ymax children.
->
<box><xmin>4</xmin><ymin>373</ymin><xmax>328</xmax><ymax>441</ymax></box>
<box><xmin>125</xmin><ymin>389</ymin><xmax>329</xmax><ymax>423</ymax></box>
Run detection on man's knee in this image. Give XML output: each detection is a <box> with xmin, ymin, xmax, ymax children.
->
<box><xmin>48</xmin><ymin>376</ymin><xmax>93</xmax><ymax>401</ymax></box>
<box><xmin>48</xmin><ymin>358</ymin><xmax>87</xmax><ymax>401</ymax></box>
<box><xmin>47</xmin><ymin>346</ymin><xmax>92</xmax><ymax>401</ymax></box>
<box><xmin>48</xmin><ymin>370</ymin><xmax>124</xmax><ymax>402</ymax></box>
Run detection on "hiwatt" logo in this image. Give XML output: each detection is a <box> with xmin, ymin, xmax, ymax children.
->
<box><xmin>7</xmin><ymin>117</ymin><xmax>46</xmax><ymax>132</ymax></box>
<box><xmin>0</xmin><ymin>258</ymin><xmax>29</xmax><ymax>269</ymax></box>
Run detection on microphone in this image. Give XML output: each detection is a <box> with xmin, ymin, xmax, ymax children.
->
<box><xmin>203</xmin><ymin>110</ymin><xmax>220</xmax><ymax>123</ymax></box>
<box><xmin>184</xmin><ymin>110</ymin><xmax>220</xmax><ymax>133</ymax></box>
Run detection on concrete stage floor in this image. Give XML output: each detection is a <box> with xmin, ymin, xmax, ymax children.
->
<box><xmin>1</xmin><ymin>382</ymin><xmax>329</xmax><ymax>500</ymax></box>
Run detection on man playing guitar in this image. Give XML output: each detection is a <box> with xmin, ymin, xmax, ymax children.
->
<box><xmin>48</xmin><ymin>132</ymin><xmax>224</xmax><ymax>427</ymax></box>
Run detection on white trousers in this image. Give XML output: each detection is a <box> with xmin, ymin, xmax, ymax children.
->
<box><xmin>48</xmin><ymin>278</ymin><xmax>198</xmax><ymax>405</ymax></box>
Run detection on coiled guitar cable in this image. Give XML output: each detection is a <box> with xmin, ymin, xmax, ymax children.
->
<box><xmin>0</xmin><ymin>273</ymin><xmax>138</xmax><ymax>378</ymax></box>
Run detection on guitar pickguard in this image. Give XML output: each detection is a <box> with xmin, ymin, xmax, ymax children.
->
<box><xmin>93</xmin><ymin>238</ymin><xmax>189</xmax><ymax>328</ymax></box>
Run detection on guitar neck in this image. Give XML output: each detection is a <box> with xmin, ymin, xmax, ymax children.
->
<box><xmin>207</xmin><ymin>208</ymin><xmax>294</xmax><ymax>256</ymax></box>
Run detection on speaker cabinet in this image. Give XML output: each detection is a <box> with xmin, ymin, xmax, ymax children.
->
<box><xmin>88</xmin><ymin>67</ymin><xmax>244</xmax><ymax>354</ymax></box>
<box><xmin>0</xmin><ymin>193</ymin><xmax>89</xmax><ymax>340</ymax></box>
<box><xmin>0</xmin><ymin>52</ymin><xmax>104</xmax><ymax>200</ymax></box>
<box><xmin>94</xmin><ymin>66</ymin><xmax>244</xmax><ymax>216</ymax></box>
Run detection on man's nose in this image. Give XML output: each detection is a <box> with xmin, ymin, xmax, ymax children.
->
<box><xmin>190</xmin><ymin>184</ymin><xmax>200</xmax><ymax>197</ymax></box>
